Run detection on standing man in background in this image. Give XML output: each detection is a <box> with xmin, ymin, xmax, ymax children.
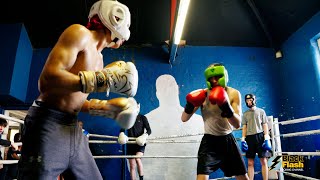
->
<box><xmin>241</xmin><ymin>94</ymin><xmax>272</xmax><ymax>180</ymax></box>
<box><xmin>118</xmin><ymin>114</ymin><xmax>151</xmax><ymax>180</ymax></box>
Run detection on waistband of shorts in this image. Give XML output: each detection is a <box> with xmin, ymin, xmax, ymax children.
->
<box><xmin>246</xmin><ymin>132</ymin><xmax>264</xmax><ymax>137</ymax></box>
<box><xmin>28</xmin><ymin>101</ymin><xmax>77</xmax><ymax>123</ymax></box>
<box><xmin>203</xmin><ymin>132</ymin><xmax>233</xmax><ymax>138</ymax></box>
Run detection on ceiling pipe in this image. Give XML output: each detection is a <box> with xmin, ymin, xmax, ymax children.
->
<box><xmin>246</xmin><ymin>0</ymin><xmax>282</xmax><ymax>58</ymax></box>
<box><xmin>246</xmin><ymin>0</ymin><xmax>274</xmax><ymax>47</ymax></box>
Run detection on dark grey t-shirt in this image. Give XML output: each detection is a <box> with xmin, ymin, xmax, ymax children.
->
<box><xmin>242</xmin><ymin>107</ymin><xmax>267</xmax><ymax>136</ymax></box>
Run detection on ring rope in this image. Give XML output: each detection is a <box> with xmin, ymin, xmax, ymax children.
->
<box><xmin>148</xmin><ymin>140</ymin><xmax>200</xmax><ymax>143</ymax></box>
<box><xmin>89</xmin><ymin>134</ymin><xmax>135</xmax><ymax>140</ymax></box>
<box><xmin>89</xmin><ymin>140</ymin><xmax>201</xmax><ymax>144</ymax></box>
<box><xmin>211</xmin><ymin>171</ymin><xmax>261</xmax><ymax>180</ymax></box>
<box><xmin>89</xmin><ymin>129</ymin><xmax>320</xmax><ymax>143</ymax></box>
<box><xmin>278</xmin><ymin>171</ymin><xmax>319</xmax><ymax>180</ymax></box>
<box><xmin>90</xmin><ymin>133</ymin><xmax>204</xmax><ymax>141</ymax></box>
<box><xmin>0</xmin><ymin>160</ymin><xmax>19</xmax><ymax>164</ymax></box>
<box><xmin>274</xmin><ymin>115</ymin><xmax>320</xmax><ymax>125</ymax></box>
<box><xmin>89</xmin><ymin>134</ymin><xmax>117</xmax><ymax>139</ymax></box>
<box><xmin>275</xmin><ymin>152</ymin><xmax>320</xmax><ymax>156</ymax></box>
<box><xmin>13</xmin><ymin>142</ymin><xmax>22</xmax><ymax>146</ymax></box>
<box><xmin>89</xmin><ymin>140</ymin><xmax>136</xmax><ymax>144</ymax></box>
<box><xmin>148</xmin><ymin>132</ymin><xmax>204</xmax><ymax>140</ymax></box>
<box><xmin>275</xmin><ymin>129</ymin><xmax>320</xmax><ymax>138</ymax></box>
<box><xmin>93</xmin><ymin>155</ymin><xmax>197</xmax><ymax>159</ymax></box>
<box><xmin>0</xmin><ymin>114</ymin><xmax>24</xmax><ymax>124</ymax></box>
<box><xmin>3</xmin><ymin>112</ymin><xmax>318</xmax><ymax>177</ymax></box>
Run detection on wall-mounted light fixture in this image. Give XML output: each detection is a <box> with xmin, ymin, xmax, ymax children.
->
<box><xmin>173</xmin><ymin>0</ymin><xmax>191</xmax><ymax>44</ymax></box>
<box><xmin>275</xmin><ymin>50</ymin><xmax>283</xmax><ymax>59</ymax></box>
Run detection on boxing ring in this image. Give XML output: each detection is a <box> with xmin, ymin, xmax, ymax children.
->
<box><xmin>1</xmin><ymin>113</ymin><xmax>320</xmax><ymax>179</ymax></box>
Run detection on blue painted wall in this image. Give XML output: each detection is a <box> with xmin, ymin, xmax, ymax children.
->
<box><xmin>77</xmin><ymin>45</ymin><xmax>277</xmax><ymax>179</ymax></box>
<box><xmin>2</xmin><ymin>12</ymin><xmax>320</xmax><ymax>178</ymax></box>
<box><xmin>276</xmin><ymin>11</ymin><xmax>320</xmax><ymax>179</ymax></box>
<box><xmin>0</xmin><ymin>24</ymin><xmax>19</xmax><ymax>95</ymax></box>
<box><xmin>0</xmin><ymin>24</ymin><xmax>32</xmax><ymax>102</ymax></box>
<box><xmin>10</xmin><ymin>25</ymin><xmax>33</xmax><ymax>101</ymax></box>
<box><xmin>28</xmin><ymin>45</ymin><xmax>277</xmax><ymax>179</ymax></box>
<box><xmin>26</xmin><ymin>48</ymin><xmax>51</xmax><ymax>103</ymax></box>
<box><xmin>100</xmin><ymin>46</ymin><xmax>279</xmax><ymax>116</ymax></box>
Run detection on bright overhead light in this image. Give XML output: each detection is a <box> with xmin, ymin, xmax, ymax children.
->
<box><xmin>173</xmin><ymin>0</ymin><xmax>191</xmax><ymax>44</ymax></box>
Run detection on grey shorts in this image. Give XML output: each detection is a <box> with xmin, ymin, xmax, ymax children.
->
<box><xmin>18</xmin><ymin>105</ymin><xmax>102</xmax><ymax>180</ymax></box>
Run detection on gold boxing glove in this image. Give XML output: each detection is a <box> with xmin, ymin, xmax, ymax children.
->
<box><xmin>88</xmin><ymin>97</ymin><xmax>140</xmax><ymax>129</ymax></box>
<box><xmin>79</xmin><ymin>61</ymin><xmax>138</xmax><ymax>97</ymax></box>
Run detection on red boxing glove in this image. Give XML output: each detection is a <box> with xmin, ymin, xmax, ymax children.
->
<box><xmin>184</xmin><ymin>89</ymin><xmax>207</xmax><ymax>114</ymax></box>
<box><xmin>209</xmin><ymin>86</ymin><xmax>234</xmax><ymax>118</ymax></box>
<box><xmin>208</xmin><ymin>86</ymin><xmax>228</xmax><ymax>105</ymax></box>
<box><xmin>186</xmin><ymin>89</ymin><xmax>207</xmax><ymax>107</ymax></box>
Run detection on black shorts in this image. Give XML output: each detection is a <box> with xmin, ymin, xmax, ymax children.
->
<box><xmin>197</xmin><ymin>133</ymin><xmax>247</xmax><ymax>177</ymax></box>
<box><xmin>18</xmin><ymin>106</ymin><xmax>102</xmax><ymax>180</ymax></box>
<box><xmin>245</xmin><ymin>132</ymin><xmax>272</xmax><ymax>158</ymax></box>
<box><xmin>126</xmin><ymin>144</ymin><xmax>146</xmax><ymax>157</ymax></box>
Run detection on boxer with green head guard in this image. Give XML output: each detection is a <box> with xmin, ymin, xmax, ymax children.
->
<box><xmin>182</xmin><ymin>63</ymin><xmax>248</xmax><ymax>179</ymax></box>
<box><xmin>204</xmin><ymin>64</ymin><xmax>229</xmax><ymax>89</ymax></box>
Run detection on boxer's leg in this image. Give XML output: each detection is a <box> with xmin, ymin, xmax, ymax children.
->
<box><xmin>135</xmin><ymin>151</ymin><xmax>144</xmax><ymax>180</ymax></box>
<box><xmin>68</xmin><ymin>125</ymin><xmax>102</xmax><ymax>180</ymax></box>
<box><xmin>19</xmin><ymin>107</ymin><xmax>71</xmax><ymax>180</ymax></box>
<box><xmin>129</xmin><ymin>158</ymin><xmax>137</xmax><ymax>180</ymax></box>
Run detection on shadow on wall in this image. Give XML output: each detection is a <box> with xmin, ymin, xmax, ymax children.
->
<box><xmin>143</xmin><ymin>74</ymin><xmax>204</xmax><ymax>180</ymax></box>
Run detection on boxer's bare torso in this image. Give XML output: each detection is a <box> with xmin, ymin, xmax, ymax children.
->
<box><xmin>37</xmin><ymin>24</ymin><xmax>120</xmax><ymax>114</ymax></box>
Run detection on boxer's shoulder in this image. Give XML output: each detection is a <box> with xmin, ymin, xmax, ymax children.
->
<box><xmin>59</xmin><ymin>24</ymin><xmax>91</xmax><ymax>43</ymax></box>
<box><xmin>65</xmin><ymin>24</ymin><xmax>89</xmax><ymax>33</ymax></box>
<box><xmin>226</xmin><ymin>86</ymin><xmax>240</xmax><ymax>97</ymax></box>
<box><xmin>53</xmin><ymin>24</ymin><xmax>92</xmax><ymax>51</ymax></box>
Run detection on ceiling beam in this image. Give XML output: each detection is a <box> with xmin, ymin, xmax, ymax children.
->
<box><xmin>246</xmin><ymin>0</ymin><xmax>279</xmax><ymax>50</ymax></box>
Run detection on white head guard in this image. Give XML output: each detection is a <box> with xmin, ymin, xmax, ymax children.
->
<box><xmin>88</xmin><ymin>0</ymin><xmax>131</xmax><ymax>41</ymax></box>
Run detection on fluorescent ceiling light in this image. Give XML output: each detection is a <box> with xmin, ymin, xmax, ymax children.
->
<box><xmin>173</xmin><ymin>0</ymin><xmax>191</xmax><ymax>44</ymax></box>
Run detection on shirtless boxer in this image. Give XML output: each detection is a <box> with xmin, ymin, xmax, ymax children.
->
<box><xmin>18</xmin><ymin>1</ymin><xmax>139</xmax><ymax>179</ymax></box>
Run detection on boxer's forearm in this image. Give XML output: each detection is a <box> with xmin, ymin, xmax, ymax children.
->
<box><xmin>263</xmin><ymin>123</ymin><xmax>269</xmax><ymax>135</ymax></box>
<box><xmin>81</xmin><ymin>100</ymin><xmax>90</xmax><ymax>112</ymax></box>
<box><xmin>39</xmin><ymin>69</ymin><xmax>82</xmax><ymax>94</ymax></box>
<box><xmin>181</xmin><ymin>106</ymin><xmax>199</xmax><ymax>122</ymax></box>
<box><xmin>242</xmin><ymin>125</ymin><xmax>247</xmax><ymax>138</ymax></box>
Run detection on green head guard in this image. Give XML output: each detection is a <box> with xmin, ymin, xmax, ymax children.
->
<box><xmin>204</xmin><ymin>65</ymin><xmax>228</xmax><ymax>89</ymax></box>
